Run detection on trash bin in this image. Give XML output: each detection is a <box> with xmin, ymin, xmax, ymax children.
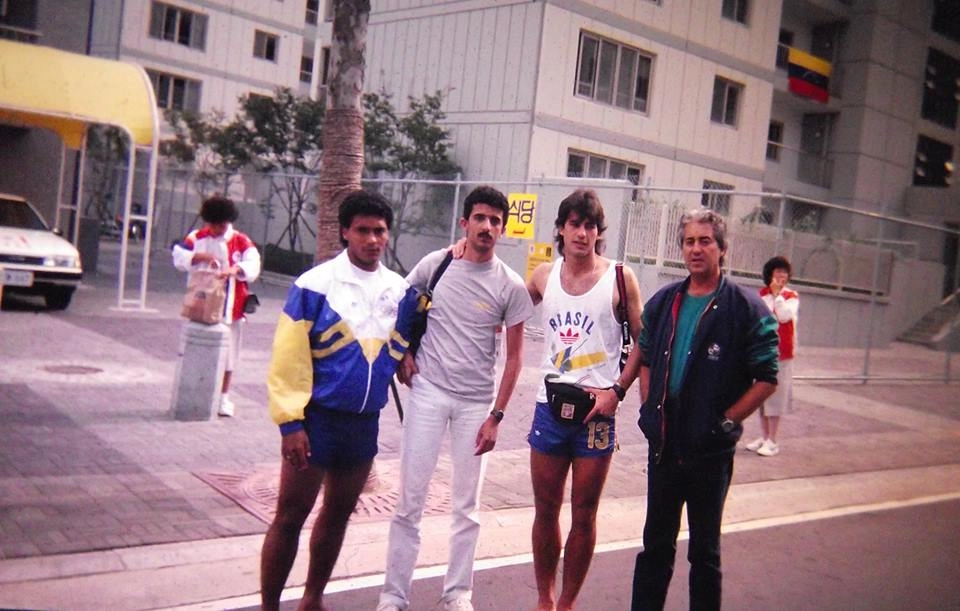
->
<box><xmin>78</xmin><ymin>217</ymin><xmax>100</xmax><ymax>274</ymax></box>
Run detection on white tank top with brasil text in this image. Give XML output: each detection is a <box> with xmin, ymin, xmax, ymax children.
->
<box><xmin>536</xmin><ymin>259</ymin><xmax>622</xmax><ymax>403</ymax></box>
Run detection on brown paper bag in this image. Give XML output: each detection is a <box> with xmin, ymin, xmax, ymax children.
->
<box><xmin>181</xmin><ymin>266</ymin><xmax>226</xmax><ymax>325</ymax></box>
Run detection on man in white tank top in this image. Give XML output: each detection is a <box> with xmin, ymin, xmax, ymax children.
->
<box><xmin>526</xmin><ymin>189</ymin><xmax>644</xmax><ymax>611</ymax></box>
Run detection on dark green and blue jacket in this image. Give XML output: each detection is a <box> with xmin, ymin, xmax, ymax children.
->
<box><xmin>638</xmin><ymin>274</ymin><xmax>779</xmax><ymax>462</ymax></box>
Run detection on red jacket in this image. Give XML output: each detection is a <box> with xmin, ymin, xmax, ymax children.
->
<box><xmin>173</xmin><ymin>225</ymin><xmax>261</xmax><ymax>323</ymax></box>
<box><xmin>759</xmin><ymin>286</ymin><xmax>799</xmax><ymax>360</ymax></box>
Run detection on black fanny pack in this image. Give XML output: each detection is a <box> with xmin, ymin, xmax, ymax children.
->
<box><xmin>544</xmin><ymin>375</ymin><xmax>595</xmax><ymax>425</ymax></box>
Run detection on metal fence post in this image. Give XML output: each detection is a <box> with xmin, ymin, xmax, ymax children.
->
<box><xmin>774</xmin><ymin>190</ymin><xmax>786</xmax><ymax>255</ymax></box>
<box><xmin>655</xmin><ymin>200</ymin><xmax>669</xmax><ymax>267</ymax></box>
<box><xmin>862</xmin><ymin>210</ymin><xmax>887</xmax><ymax>381</ymax></box>
<box><xmin>449</xmin><ymin>172</ymin><xmax>462</xmax><ymax>245</ymax></box>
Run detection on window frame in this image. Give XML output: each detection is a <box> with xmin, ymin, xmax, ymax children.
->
<box><xmin>299</xmin><ymin>56</ymin><xmax>314</xmax><ymax>84</ymax></box>
<box><xmin>721</xmin><ymin>0</ymin><xmax>749</xmax><ymax>25</ymax></box>
<box><xmin>305</xmin><ymin>0</ymin><xmax>319</xmax><ymax>25</ymax></box>
<box><xmin>320</xmin><ymin>47</ymin><xmax>331</xmax><ymax>85</ymax></box>
<box><xmin>701</xmin><ymin>179</ymin><xmax>734</xmax><ymax>215</ymax></box>
<box><xmin>253</xmin><ymin>30</ymin><xmax>280</xmax><ymax>62</ymax></box>
<box><xmin>574</xmin><ymin>31</ymin><xmax>653</xmax><ymax>114</ymax></box>
<box><xmin>914</xmin><ymin>134</ymin><xmax>955</xmax><ymax>188</ymax></box>
<box><xmin>766</xmin><ymin>120</ymin><xmax>784</xmax><ymax>161</ymax></box>
<box><xmin>148</xmin><ymin>1</ymin><xmax>207</xmax><ymax>51</ymax></box>
<box><xmin>710</xmin><ymin>76</ymin><xmax>743</xmax><ymax>127</ymax></box>
<box><xmin>922</xmin><ymin>47</ymin><xmax>960</xmax><ymax>130</ymax></box>
<box><xmin>567</xmin><ymin>149</ymin><xmax>645</xmax><ymax>200</ymax></box>
<box><xmin>147</xmin><ymin>69</ymin><xmax>202</xmax><ymax>112</ymax></box>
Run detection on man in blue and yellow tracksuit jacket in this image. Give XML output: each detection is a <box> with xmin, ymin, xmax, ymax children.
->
<box><xmin>259</xmin><ymin>190</ymin><xmax>419</xmax><ymax>611</ymax></box>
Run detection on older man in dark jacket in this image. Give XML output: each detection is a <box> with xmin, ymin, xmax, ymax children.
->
<box><xmin>632</xmin><ymin>208</ymin><xmax>779</xmax><ymax>611</ymax></box>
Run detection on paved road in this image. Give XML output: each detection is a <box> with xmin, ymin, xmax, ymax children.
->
<box><xmin>251</xmin><ymin>498</ymin><xmax>960</xmax><ymax>611</ymax></box>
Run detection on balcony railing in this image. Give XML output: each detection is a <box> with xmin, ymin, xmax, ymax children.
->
<box><xmin>0</xmin><ymin>24</ymin><xmax>40</xmax><ymax>43</ymax></box>
<box><xmin>766</xmin><ymin>141</ymin><xmax>834</xmax><ymax>189</ymax></box>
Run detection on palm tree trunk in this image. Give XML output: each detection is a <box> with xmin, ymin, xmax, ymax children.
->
<box><xmin>316</xmin><ymin>0</ymin><xmax>370</xmax><ymax>263</ymax></box>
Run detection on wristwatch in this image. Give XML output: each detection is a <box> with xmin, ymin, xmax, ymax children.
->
<box><xmin>719</xmin><ymin>417</ymin><xmax>737</xmax><ymax>433</ymax></box>
<box><xmin>490</xmin><ymin>409</ymin><xmax>505</xmax><ymax>423</ymax></box>
<box><xmin>611</xmin><ymin>382</ymin><xmax>627</xmax><ymax>401</ymax></box>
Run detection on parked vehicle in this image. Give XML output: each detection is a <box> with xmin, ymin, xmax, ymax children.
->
<box><xmin>98</xmin><ymin>203</ymin><xmax>146</xmax><ymax>242</ymax></box>
<box><xmin>0</xmin><ymin>193</ymin><xmax>83</xmax><ymax>310</ymax></box>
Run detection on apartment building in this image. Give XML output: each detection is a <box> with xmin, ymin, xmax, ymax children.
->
<box><xmin>2</xmin><ymin>0</ymin><xmax>957</xmax><ymax>299</ymax></box>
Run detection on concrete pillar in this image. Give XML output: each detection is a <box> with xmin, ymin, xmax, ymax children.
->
<box><xmin>170</xmin><ymin>321</ymin><xmax>229</xmax><ymax>421</ymax></box>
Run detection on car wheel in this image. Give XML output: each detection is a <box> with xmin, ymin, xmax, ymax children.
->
<box><xmin>45</xmin><ymin>287</ymin><xmax>74</xmax><ymax>310</ymax></box>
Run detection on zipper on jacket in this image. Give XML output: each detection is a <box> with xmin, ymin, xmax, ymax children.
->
<box><xmin>358</xmin><ymin>361</ymin><xmax>374</xmax><ymax>412</ymax></box>
<box><xmin>654</xmin><ymin>291</ymin><xmax>717</xmax><ymax>464</ymax></box>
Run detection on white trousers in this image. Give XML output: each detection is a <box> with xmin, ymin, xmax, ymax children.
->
<box><xmin>381</xmin><ymin>376</ymin><xmax>490</xmax><ymax>607</ymax></box>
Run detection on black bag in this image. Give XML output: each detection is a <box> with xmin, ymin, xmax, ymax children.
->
<box><xmin>243</xmin><ymin>293</ymin><xmax>260</xmax><ymax>314</ymax></box>
<box><xmin>407</xmin><ymin>250</ymin><xmax>454</xmax><ymax>356</ymax></box>
<box><xmin>544</xmin><ymin>374</ymin><xmax>596</xmax><ymax>425</ymax></box>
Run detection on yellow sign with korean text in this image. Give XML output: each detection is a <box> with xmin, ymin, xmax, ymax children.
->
<box><xmin>506</xmin><ymin>193</ymin><xmax>537</xmax><ymax>240</ymax></box>
<box><xmin>525</xmin><ymin>242</ymin><xmax>554</xmax><ymax>280</ymax></box>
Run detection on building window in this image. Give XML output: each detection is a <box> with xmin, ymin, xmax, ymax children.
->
<box><xmin>932</xmin><ymin>0</ymin><xmax>960</xmax><ymax>44</ymax></box>
<box><xmin>575</xmin><ymin>32</ymin><xmax>653</xmax><ymax>113</ymax></box>
<box><xmin>914</xmin><ymin>135</ymin><xmax>955</xmax><ymax>187</ymax></box>
<box><xmin>722</xmin><ymin>0</ymin><xmax>748</xmax><ymax>24</ymax></box>
<box><xmin>568</xmin><ymin>150</ymin><xmax>644</xmax><ymax>200</ymax></box>
<box><xmin>320</xmin><ymin>47</ymin><xmax>331</xmax><ymax>85</ymax></box>
<box><xmin>300</xmin><ymin>56</ymin><xmax>313</xmax><ymax>83</ymax></box>
<box><xmin>147</xmin><ymin>70</ymin><xmax>201</xmax><ymax>112</ymax></box>
<box><xmin>567</xmin><ymin>151</ymin><xmax>644</xmax><ymax>183</ymax></box>
<box><xmin>766</xmin><ymin>121</ymin><xmax>784</xmax><ymax>161</ymax></box>
<box><xmin>149</xmin><ymin>2</ymin><xmax>207</xmax><ymax>50</ymax></box>
<box><xmin>776</xmin><ymin>29</ymin><xmax>793</xmax><ymax>69</ymax></box>
<box><xmin>789</xmin><ymin>201</ymin><xmax>823</xmax><ymax>233</ymax></box>
<box><xmin>324</xmin><ymin>0</ymin><xmax>334</xmax><ymax>21</ymax></box>
<box><xmin>305</xmin><ymin>0</ymin><xmax>319</xmax><ymax>25</ymax></box>
<box><xmin>701</xmin><ymin>180</ymin><xmax>733</xmax><ymax>215</ymax></box>
<box><xmin>254</xmin><ymin>30</ymin><xmax>279</xmax><ymax>62</ymax></box>
<box><xmin>922</xmin><ymin>48</ymin><xmax>960</xmax><ymax>129</ymax></box>
<box><xmin>710</xmin><ymin>77</ymin><xmax>742</xmax><ymax>127</ymax></box>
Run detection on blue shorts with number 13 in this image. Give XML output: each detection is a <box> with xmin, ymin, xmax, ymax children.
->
<box><xmin>528</xmin><ymin>401</ymin><xmax>616</xmax><ymax>458</ymax></box>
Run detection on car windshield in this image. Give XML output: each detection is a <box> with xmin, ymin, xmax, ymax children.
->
<box><xmin>0</xmin><ymin>197</ymin><xmax>49</xmax><ymax>231</ymax></box>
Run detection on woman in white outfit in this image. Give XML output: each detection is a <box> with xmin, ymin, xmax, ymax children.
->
<box><xmin>746</xmin><ymin>256</ymin><xmax>799</xmax><ymax>457</ymax></box>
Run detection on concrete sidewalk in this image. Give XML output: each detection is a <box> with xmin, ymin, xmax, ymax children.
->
<box><xmin>0</xmin><ymin>243</ymin><xmax>958</xmax><ymax>610</ymax></box>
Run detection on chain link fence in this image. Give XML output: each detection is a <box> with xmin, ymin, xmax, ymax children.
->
<box><xmin>89</xmin><ymin>164</ymin><xmax>959</xmax><ymax>382</ymax></box>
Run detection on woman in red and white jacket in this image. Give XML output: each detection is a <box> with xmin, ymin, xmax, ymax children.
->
<box><xmin>173</xmin><ymin>195</ymin><xmax>261</xmax><ymax>417</ymax></box>
<box><xmin>746</xmin><ymin>256</ymin><xmax>799</xmax><ymax>457</ymax></box>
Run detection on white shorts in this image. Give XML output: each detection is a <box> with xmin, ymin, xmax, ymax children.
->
<box><xmin>225</xmin><ymin>319</ymin><xmax>244</xmax><ymax>372</ymax></box>
<box><xmin>763</xmin><ymin>358</ymin><xmax>793</xmax><ymax>416</ymax></box>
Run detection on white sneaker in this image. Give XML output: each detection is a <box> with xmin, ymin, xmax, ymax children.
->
<box><xmin>217</xmin><ymin>396</ymin><xmax>235</xmax><ymax>418</ymax></box>
<box><xmin>434</xmin><ymin>597</ymin><xmax>473</xmax><ymax>611</ymax></box>
<box><xmin>757</xmin><ymin>439</ymin><xmax>780</xmax><ymax>456</ymax></box>
<box><xmin>744</xmin><ymin>437</ymin><xmax>765</xmax><ymax>452</ymax></box>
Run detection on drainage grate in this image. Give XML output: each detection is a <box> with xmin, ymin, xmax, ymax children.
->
<box><xmin>195</xmin><ymin>463</ymin><xmax>454</xmax><ymax>525</ymax></box>
<box><xmin>41</xmin><ymin>365</ymin><xmax>104</xmax><ymax>375</ymax></box>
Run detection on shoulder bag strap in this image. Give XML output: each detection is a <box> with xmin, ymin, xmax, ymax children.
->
<box><xmin>615</xmin><ymin>262</ymin><xmax>631</xmax><ymax>372</ymax></box>
<box><xmin>394</xmin><ymin>249</ymin><xmax>455</xmax><ymax>422</ymax></box>
<box><xmin>427</xmin><ymin>250</ymin><xmax>455</xmax><ymax>294</ymax></box>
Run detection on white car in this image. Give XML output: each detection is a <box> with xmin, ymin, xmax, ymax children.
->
<box><xmin>0</xmin><ymin>193</ymin><xmax>83</xmax><ymax>310</ymax></box>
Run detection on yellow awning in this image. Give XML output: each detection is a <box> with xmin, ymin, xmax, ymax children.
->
<box><xmin>0</xmin><ymin>39</ymin><xmax>156</xmax><ymax>148</ymax></box>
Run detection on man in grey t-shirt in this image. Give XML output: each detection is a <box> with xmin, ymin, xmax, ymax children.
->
<box><xmin>379</xmin><ymin>186</ymin><xmax>534</xmax><ymax>611</ymax></box>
